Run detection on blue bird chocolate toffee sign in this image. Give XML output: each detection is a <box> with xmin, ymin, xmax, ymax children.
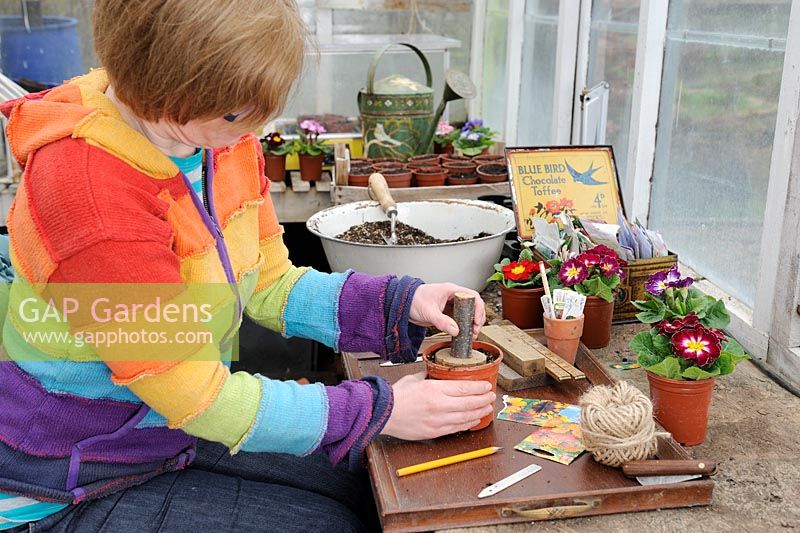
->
<box><xmin>505</xmin><ymin>146</ymin><xmax>624</xmax><ymax>240</ymax></box>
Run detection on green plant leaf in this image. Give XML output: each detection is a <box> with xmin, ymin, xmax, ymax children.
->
<box><xmin>702</xmin><ymin>299</ymin><xmax>731</xmax><ymax>329</ymax></box>
<box><xmin>681</xmin><ymin>364</ymin><xmax>720</xmax><ymax>380</ymax></box>
<box><xmin>487</xmin><ymin>272</ymin><xmax>504</xmax><ymax>283</ymax></box>
<box><xmin>631</xmin><ymin>331</ymin><xmax>668</xmax><ymax>366</ymax></box>
<box><xmin>647</xmin><ymin>356</ymin><xmax>683</xmax><ymax>380</ymax></box>
<box><xmin>633</xmin><ymin>297</ymin><xmax>667</xmax><ymax>323</ymax></box>
<box><xmin>581</xmin><ymin>276</ymin><xmax>614</xmax><ymax>302</ymax></box>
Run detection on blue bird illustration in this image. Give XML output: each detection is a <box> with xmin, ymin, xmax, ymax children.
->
<box><xmin>565</xmin><ymin>160</ymin><xmax>607</xmax><ymax>185</ymax></box>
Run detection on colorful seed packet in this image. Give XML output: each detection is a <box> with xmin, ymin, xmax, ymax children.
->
<box><xmin>514</xmin><ymin>423</ymin><xmax>585</xmax><ymax>465</ymax></box>
<box><xmin>497</xmin><ymin>395</ymin><xmax>580</xmax><ymax>427</ymax></box>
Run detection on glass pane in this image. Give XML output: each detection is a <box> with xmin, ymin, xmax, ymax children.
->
<box><xmin>480</xmin><ymin>0</ymin><xmax>509</xmax><ymax>135</ymax></box>
<box><xmin>586</xmin><ymin>0</ymin><xmax>639</xmax><ymax>183</ymax></box>
<box><xmin>517</xmin><ymin>0</ymin><xmax>560</xmax><ymax>146</ymax></box>
<box><xmin>649</xmin><ymin>0</ymin><xmax>791</xmax><ymax>307</ymax></box>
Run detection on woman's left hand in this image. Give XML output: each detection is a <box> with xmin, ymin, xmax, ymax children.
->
<box><xmin>408</xmin><ymin>283</ymin><xmax>486</xmax><ymax>338</ymax></box>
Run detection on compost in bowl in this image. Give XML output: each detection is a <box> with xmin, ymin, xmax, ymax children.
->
<box><xmin>306</xmin><ymin>199</ymin><xmax>516</xmax><ymax>291</ymax></box>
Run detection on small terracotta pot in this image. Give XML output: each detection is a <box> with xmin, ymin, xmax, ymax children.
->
<box><xmin>264</xmin><ymin>153</ymin><xmax>287</xmax><ymax>183</ymax></box>
<box><xmin>413</xmin><ymin>166</ymin><xmax>447</xmax><ymax>187</ymax></box>
<box><xmin>543</xmin><ymin>314</ymin><xmax>584</xmax><ymax>364</ymax></box>
<box><xmin>581</xmin><ymin>296</ymin><xmax>615</xmax><ymax>349</ymax></box>
<box><xmin>446</xmin><ymin>175</ymin><xmax>479</xmax><ymax>186</ymax></box>
<box><xmin>348</xmin><ymin>166</ymin><xmax>373</xmax><ymax>187</ymax></box>
<box><xmin>647</xmin><ymin>371</ymin><xmax>715</xmax><ymax>446</ymax></box>
<box><xmin>443</xmin><ymin>161</ymin><xmax>477</xmax><ymax>183</ymax></box>
<box><xmin>408</xmin><ymin>154</ymin><xmax>440</xmax><ymax>164</ymax></box>
<box><xmin>372</xmin><ymin>162</ymin><xmax>405</xmax><ymax>172</ymax></box>
<box><xmin>380</xmin><ymin>168</ymin><xmax>413</xmax><ymax>188</ymax></box>
<box><xmin>476</xmin><ymin>163</ymin><xmax>508</xmax><ymax>184</ymax></box>
<box><xmin>423</xmin><ymin>340</ymin><xmax>503</xmax><ymax>431</ymax></box>
<box><xmin>298</xmin><ymin>153</ymin><xmax>325</xmax><ymax>182</ymax></box>
<box><xmin>407</xmin><ymin>160</ymin><xmax>436</xmax><ymax>169</ymax></box>
<box><xmin>473</xmin><ymin>154</ymin><xmax>505</xmax><ymax>165</ymax></box>
<box><xmin>369</xmin><ymin>157</ymin><xmax>402</xmax><ymax>165</ymax></box>
<box><xmin>434</xmin><ymin>141</ymin><xmax>454</xmax><ymax>155</ymax></box>
<box><xmin>441</xmin><ymin>154</ymin><xmax>472</xmax><ymax>164</ymax></box>
<box><xmin>501</xmin><ymin>286</ymin><xmax>545</xmax><ymax>329</ymax></box>
<box><xmin>349</xmin><ymin>157</ymin><xmax>370</xmax><ymax>166</ymax></box>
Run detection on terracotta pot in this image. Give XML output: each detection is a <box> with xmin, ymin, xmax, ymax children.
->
<box><xmin>369</xmin><ymin>157</ymin><xmax>402</xmax><ymax>165</ymax></box>
<box><xmin>408</xmin><ymin>154</ymin><xmax>440</xmax><ymax>164</ymax></box>
<box><xmin>501</xmin><ymin>286</ymin><xmax>545</xmax><ymax>329</ymax></box>
<box><xmin>407</xmin><ymin>160</ymin><xmax>437</xmax><ymax>170</ymax></box>
<box><xmin>381</xmin><ymin>168</ymin><xmax>413</xmax><ymax>188</ymax></box>
<box><xmin>646</xmin><ymin>371</ymin><xmax>715</xmax><ymax>446</ymax></box>
<box><xmin>434</xmin><ymin>141</ymin><xmax>454</xmax><ymax>155</ymax></box>
<box><xmin>298</xmin><ymin>153</ymin><xmax>324</xmax><ymax>182</ymax></box>
<box><xmin>446</xmin><ymin>175</ymin><xmax>479</xmax><ymax>186</ymax></box>
<box><xmin>441</xmin><ymin>154</ymin><xmax>471</xmax><ymax>164</ymax></box>
<box><xmin>442</xmin><ymin>161</ymin><xmax>477</xmax><ymax>182</ymax></box>
<box><xmin>423</xmin><ymin>340</ymin><xmax>503</xmax><ymax>431</ymax></box>
<box><xmin>473</xmin><ymin>154</ymin><xmax>505</xmax><ymax>165</ymax></box>
<box><xmin>543</xmin><ymin>314</ymin><xmax>584</xmax><ymax>364</ymax></box>
<box><xmin>349</xmin><ymin>157</ymin><xmax>370</xmax><ymax>166</ymax></box>
<box><xmin>264</xmin><ymin>153</ymin><xmax>287</xmax><ymax>183</ymax></box>
<box><xmin>372</xmin><ymin>162</ymin><xmax>405</xmax><ymax>172</ymax></box>
<box><xmin>476</xmin><ymin>163</ymin><xmax>508</xmax><ymax>184</ymax></box>
<box><xmin>580</xmin><ymin>296</ymin><xmax>614</xmax><ymax>349</ymax></box>
<box><xmin>348</xmin><ymin>167</ymin><xmax>373</xmax><ymax>187</ymax></box>
<box><xmin>413</xmin><ymin>166</ymin><xmax>446</xmax><ymax>187</ymax></box>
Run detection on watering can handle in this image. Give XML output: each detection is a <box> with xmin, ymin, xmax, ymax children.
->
<box><xmin>367</xmin><ymin>42</ymin><xmax>433</xmax><ymax>94</ymax></box>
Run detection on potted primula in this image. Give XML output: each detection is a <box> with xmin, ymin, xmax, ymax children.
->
<box><xmin>433</xmin><ymin>120</ymin><xmax>457</xmax><ymax>154</ymax></box>
<box><xmin>630</xmin><ymin>266</ymin><xmax>750</xmax><ymax>445</ymax></box>
<box><xmin>289</xmin><ymin>119</ymin><xmax>332</xmax><ymax>182</ymax></box>
<box><xmin>557</xmin><ymin>245</ymin><xmax>624</xmax><ymax>349</ymax></box>
<box><xmin>453</xmin><ymin>118</ymin><xmax>497</xmax><ymax>157</ymax></box>
<box><xmin>261</xmin><ymin>132</ymin><xmax>292</xmax><ymax>183</ymax></box>
<box><xmin>487</xmin><ymin>247</ymin><xmax>556</xmax><ymax>329</ymax></box>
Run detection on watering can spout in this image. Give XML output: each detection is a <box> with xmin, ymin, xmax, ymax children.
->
<box><xmin>416</xmin><ymin>69</ymin><xmax>478</xmax><ymax>155</ymax></box>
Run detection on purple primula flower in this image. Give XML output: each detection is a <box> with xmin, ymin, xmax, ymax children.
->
<box><xmin>645</xmin><ymin>271</ymin><xmax>669</xmax><ymax>295</ymax></box>
<box><xmin>462</xmin><ymin>118</ymin><xmax>484</xmax><ymax>132</ymax></box>
<box><xmin>465</xmin><ymin>131</ymin><xmax>482</xmax><ymax>142</ymax></box>
<box><xmin>672</xmin><ymin>276</ymin><xmax>694</xmax><ymax>288</ymax></box>
<box><xmin>664</xmin><ymin>266</ymin><xmax>681</xmax><ymax>285</ymax></box>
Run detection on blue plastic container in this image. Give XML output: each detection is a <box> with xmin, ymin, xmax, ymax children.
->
<box><xmin>0</xmin><ymin>15</ymin><xmax>83</xmax><ymax>87</ymax></box>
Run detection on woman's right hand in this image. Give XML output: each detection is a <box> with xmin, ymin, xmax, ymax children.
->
<box><xmin>380</xmin><ymin>372</ymin><xmax>496</xmax><ymax>440</ymax></box>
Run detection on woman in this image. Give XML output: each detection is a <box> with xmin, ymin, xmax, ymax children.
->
<box><xmin>0</xmin><ymin>1</ymin><xmax>494</xmax><ymax>531</ymax></box>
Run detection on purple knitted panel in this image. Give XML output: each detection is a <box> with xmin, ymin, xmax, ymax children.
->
<box><xmin>318</xmin><ymin>381</ymin><xmax>373</xmax><ymax>465</ymax></box>
<box><xmin>336</xmin><ymin>272</ymin><xmax>390</xmax><ymax>354</ymax></box>
<box><xmin>0</xmin><ymin>363</ymin><xmax>194</xmax><ymax>462</ymax></box>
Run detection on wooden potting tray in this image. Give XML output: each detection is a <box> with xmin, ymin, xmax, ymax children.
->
<box><xmin>343</xmin><ymin>330</ymin><xmax>714</xmax><ymax>532</ymax></box>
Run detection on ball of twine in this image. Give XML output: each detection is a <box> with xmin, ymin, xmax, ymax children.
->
<box><xmin>579</xmin><ymin>381</ymin><xmax>669</xmax><ymax>467</ymax></box>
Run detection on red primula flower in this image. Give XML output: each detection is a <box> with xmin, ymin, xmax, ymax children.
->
<box><xmin>671</xmin><ymin>326</ymin><xmax>722</xmax><ymax>367</ymax></box>
<box><xmin>598</xmin><ymin>256</ymin><xmax>621</xmax><ymax>277</ymax></box>
<box><xmin>502</xmin><ymin>259</ymin><xmax>536</xmax><ymax>281</ymax></box>
<box><xmin>656</xmin><ymin>312</ymin><xmax>700</xmax><ymax>336</ymax></box>
<box><xmin>558</xmin><ymin>258</ymin><xmax>588</xmax><ymax>286</ymax></box>
<box><xmin>579</xmin><ymin>253</ymin><xmax>601</xmax><ymax>268</ymax></box>
<box><xmin>590</xmin><ymin>244</ymin><xmax>619</xmax><ymax>259</ymax></box>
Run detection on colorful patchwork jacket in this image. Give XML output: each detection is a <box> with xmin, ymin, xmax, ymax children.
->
<box><xmin>0</xmin><ymin>70</ymin><xmax>425</xmax><ymax>504</ymax></box>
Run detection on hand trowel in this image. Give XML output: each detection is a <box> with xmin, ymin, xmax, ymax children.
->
<box><xmin>622</xmin><ymin>460</ymin><xmax>717</xmax><ymax>486</ymax></box>
<box><xmin>368</xmin><ymin>172</ymin><xmax>398</xmax><ymax>245</ymax></box>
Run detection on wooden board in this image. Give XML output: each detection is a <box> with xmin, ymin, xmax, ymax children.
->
<box><xmin>497</xmin><ymin>362</ymin><xmax>551</xmax><ymax>391</ymax></box>
<box><xmin>343</xmin><ymin>331</ymin><xmax>713</xmax><ymax>532</ymax></box>
<box><xmin>478</xmin><ymin>324</ymin><xmax>546</xmax><ymax>376</ymax></box>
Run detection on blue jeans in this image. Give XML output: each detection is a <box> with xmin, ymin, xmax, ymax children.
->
<box><xmin>18</xmin><ymin>440</ymin><xmax>379</xmax><ymax>532</ymax></box>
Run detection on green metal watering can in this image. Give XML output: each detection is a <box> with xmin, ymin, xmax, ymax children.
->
<box><xmin>358</xmin><ymin>42</ymin><xmax>476</xmax><ymax>160</ymax></box>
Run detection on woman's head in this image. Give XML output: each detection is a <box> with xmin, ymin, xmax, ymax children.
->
<box><xmin>94</xmin><ymin>0</ymin><xmax>307</xmax><ymax>145</ymax></box>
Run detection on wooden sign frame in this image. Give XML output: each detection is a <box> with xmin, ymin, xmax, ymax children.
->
<box><xmin>504</xmin><ymin>146</ymin><xmax>625</xmax><ymax>240</ymax></box>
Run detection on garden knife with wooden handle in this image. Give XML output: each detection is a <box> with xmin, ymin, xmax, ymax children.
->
<box><xmin>623</xmin><ymin>460</ymin><xmax>717</xmax><ymax>486</ymax></box>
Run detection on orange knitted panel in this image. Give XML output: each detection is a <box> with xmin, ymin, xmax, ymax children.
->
<box><xmin>211</xmin><ymin>137</ymin><xmax>262</xmax><ymax>227</ymax></box>
<box><xmin>5</xmin><ymin>101</ymin><xmax>93</xmax><ymax>166</ymax></box>
<box><xmin>7</xmin><ymin>182</ymin><xmax>58</xmax><ymax>283</ymax></box>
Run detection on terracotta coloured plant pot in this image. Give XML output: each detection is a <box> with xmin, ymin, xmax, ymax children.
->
<box><xmin>372</xmin><ymin>162</ymin><xmax>405</xmax><ymax>171</ymax></box>
<box><xmin>423</xmin><ymin>340</ymin><xmax>503</xmax><ymax>431</ymax></box>
<box><xmin>646</xmin><ymin>371</ymin><xmax>715</xmax><ymax>446</ymax></box>
<box><xmin>407</xmin><ymin>160</ymin><xmax>438</xmax><ymax>170</ymax></box>
<box><xmin>434</xmin><ymin>141</ymin><xmax>454</xmax><ymax>155</ymax></box>
<box><xmin>298</xmin><ymin>153</ymin><xmax>324</xmax><ymax>182</ymax></box>
<box><xmin>476</xmin><ymin>163</ymin><xmax>508</xmax><ymax>184</ymax></box>
<box><xmin>500</xmin><ymin>285</ymin><xmax>545</xmax><ymax>329</ymax></box>
<box><xmin>580</xmin><ymin>296</ymin><xmax>615</xmax><ymax>349</ymax></box>
<box><xmin>413</xmin><ymin>166</ymin><xmax>447</xmax><ymax>187</ymax></box>
<box><xmin>369</xmin><ymin>157</ymin><xmax>402</xmax><ymax>165</ymax></box>
<box><xmin>441</xmin><ymin>154</ymin><xmax>471</xmax><ymax>164</ymax></box>
<box><xmin>264</xmin><ymin>153</ymin><xmax>287</xmax><ymax>183</ymax></box>
<box><xmin>446</xmin><ymin>175</ymin><xmax>479</xmax><ymax>186</ymax></box>
<box><xmin>380</xmin><ymin>168</ymin><xmax>413</xmax><ymax>188</ymax></box>
<box><xmin>348</xmin><ymin>166</ymin><xmax>373</xmax><ymax>187</ymax></box>
<box><xmin>473</xmin><ymin>154</ymin><xmax>505</xmax><ymax>165</ymax></box>
<box><xmin>543</xmin><ymin>314</ymin><xmax>585</xmax><ymax>365</ymax></box>
<box><xmin>408</xmin><ymin>154</ymin><xmax>440</xmax><ymax>164</ymax></box>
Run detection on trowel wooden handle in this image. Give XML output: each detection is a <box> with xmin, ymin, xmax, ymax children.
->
<box><xmin>451</xmin><ymin>292</ymin><xmax>475</xmax><ymax>358</ymax></box>
<box><xmin>368</xmin><ymin>173</ymin><xmax>397</xmax><ymax>216</ymax></box>
<box><xmin>622</xmin><ymin>460</ymin><xmax>717</xmax><ymax>477</ymax></box>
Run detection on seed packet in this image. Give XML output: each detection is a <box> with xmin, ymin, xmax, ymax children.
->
<box><xmin>515</xmin><ymin>423</ymin><xmax>585</xmax><ymax>465</ymax></box>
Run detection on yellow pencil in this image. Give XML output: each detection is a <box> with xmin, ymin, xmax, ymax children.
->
<box><xmin>395</xmin><ymin>446</ymin><xmax>502</xmax><ymax>477</ymax></box>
